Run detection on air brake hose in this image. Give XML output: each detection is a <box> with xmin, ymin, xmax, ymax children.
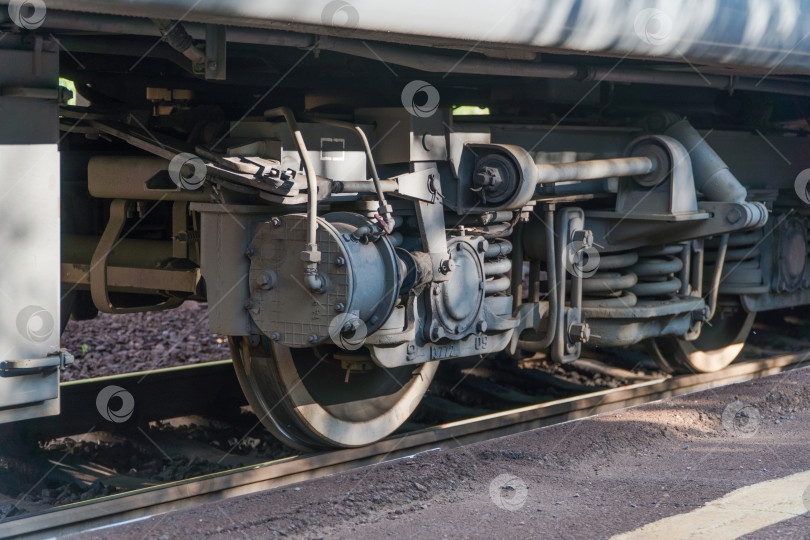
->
<box><xmin>263</xmin><ymin>107</ymin><xmax>325</xmax><ymax>292</ymax></box>
<box><xmin>301</xmin><ymin>115</ymin><xmax>395</xmax><ymax>232</ymax></box>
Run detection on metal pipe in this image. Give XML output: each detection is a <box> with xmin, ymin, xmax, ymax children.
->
<box><xmin>534</xmin><ymin>156</ymin><xmax>656</xmax><ymax>185</ymax></box>
<box><xmin>263</xmin><ymin>107</ymin><xmax>324</xmax><ymax>291</ymax></box>
<box><xmin>301</xmin><ymin>115</ymin><xmax>395</xmax><ymax>231</ymax></box>
<box><xmin>706</xmin><ymin>234</ymin><xmax>729</xmax><ymax>320</ymax></box>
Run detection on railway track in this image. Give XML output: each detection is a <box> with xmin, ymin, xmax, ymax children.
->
<box><xmin>2</xmin><ymin>350</ymin><xmax>807</xmax><ymax>540</ymax></box>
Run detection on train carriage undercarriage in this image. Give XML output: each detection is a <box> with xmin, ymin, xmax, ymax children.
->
<box><xmin>2</xmin><ymin>0</ymin><xmax>810</xmax><ymax>450</ymax></box>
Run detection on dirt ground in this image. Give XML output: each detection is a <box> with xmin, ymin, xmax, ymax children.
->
<box><xmin>70</xmin><ymin>366</ymin><xmax>810</xmax><ymax>540</ymax></box>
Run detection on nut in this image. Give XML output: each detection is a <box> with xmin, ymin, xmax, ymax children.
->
<box><xmin>568</xmin><ymin>322</ymin><xmax>591</xmax><ymax>344</ymax></box>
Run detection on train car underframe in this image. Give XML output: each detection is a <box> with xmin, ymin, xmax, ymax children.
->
<box><xmin>2</xmin><ymin>9</ymin><xmax>810</xmax><ymax>450</ymax></box>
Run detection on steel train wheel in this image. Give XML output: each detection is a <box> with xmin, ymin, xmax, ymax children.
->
<box><xmin>646</xmin><ymin>299</ymin><xmax>755</xmax><ymax>374</ymax></box>
<box><xmin>229</xmin><ymin>336</ymin><xmax>437</xmax><ymax>450</ymax></box>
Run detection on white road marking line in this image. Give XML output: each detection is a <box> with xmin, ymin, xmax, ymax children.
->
<box><xmin>611</xmin><ymin>469</ymin><xmax>810</xmax><ymax>540</ymax></box>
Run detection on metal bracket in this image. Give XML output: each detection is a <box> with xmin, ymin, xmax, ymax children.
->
<box><xmin>552</xmin><ymin>207</ymin><xmax>585</xmax><ymax>363</ymax></box>
<box><xmin>393</xmin><ymin>167</ymin><xmax>440</xmax><ymax>202</ymax></box>
<box><xmin>203</xmin><ymin>24</ymin><xmax>226</xmax><ymax>80</ymax></box>
<box><xmin>90</xmin><ymin>199</ymin><xmax>184</xmax><ymax>314</ymax></box>
<box><xmin>0</xmin><ymin>349</ymin><xmax>73</xmax><ymax>378</ymax></box>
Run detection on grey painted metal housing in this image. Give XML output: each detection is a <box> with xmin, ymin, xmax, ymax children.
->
<box><xmin>37</xmin><ymin>0</ymin><xmax>810</xmax><ymax>75</ymax></box>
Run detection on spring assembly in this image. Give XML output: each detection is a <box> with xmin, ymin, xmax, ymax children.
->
<box><xmin>483</xmin><ymin>239</ymin><xmax>512</xmax><ymax>295</ymax></box>
<box><xmin>628</xmin><ymin>245</ymin><xmax>685</xmax><ymax>300</ymax></box>
<box><xmin>581</xmin><ymin>251</ymin><xmax>640</xmax><ymax>308</ymax></box>
<box><xmin>581</xmin><ymin>244</ymin><xmax>685</xmax><ymax>307</ymax></box>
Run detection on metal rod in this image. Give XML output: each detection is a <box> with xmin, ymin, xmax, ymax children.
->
<box><xmin>706</xmin><ymin>234</ymin><xmax>729</xmax><ymax>321</ymax></box>
<box><xmin>334</xmin><ymin>180</ymin><xmax>398</xmax><ymax>193</ymax></box>
<box><xmin>534</xmin><ymin>156</ymin><xmax>656</xmax><ymax>184</ymax></box>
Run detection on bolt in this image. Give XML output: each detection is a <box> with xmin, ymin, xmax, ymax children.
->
<box><xmin>308</xmin><ymin>334</ymin><xmax>319</xmax><ymax>343</ymax></box>
<box><xmin>335</xmin><ymin>256</ymin><xmax>346</xmax><ymax>267</ymax></box>
<box><xmin>726</xmin><ymin>207</ymin><xmax>743</xmax><ymax>225</ymax></box>
<box><xmin>207</xmin><ymin>61</ymin><xmax>218</xmax><ymax>70</ymax></box>
<box><xmin>406</xmin><ymin>343</ymin><xmax>417</xmax><ymax>359</ymax></box>
<box><xmin>257</xmin><ymin>270</ymin><xmax>277</xmax><ymax>290</ymax></box>
<box><xmin>244</xmin><ymin>299</ymin><xmax>259</xmax><ymax>313</ymax></box>
<box><xmin>370</xmin><ymin>315</ymin><xmax>379</xmax><ymax>325</ymax></box>
<box><xmin>343</xmin><ymin>319</ymin><xmax>360</xmax><ymax>331</ymax></box>
<box><xmin>270</xmin><ymin>217</ymin><xmax>282</xmax><ymax>227</ymax></box>
<box><xmin>478</xmin><ymin>239</ymin><xmax>489</xmax><ymax>253</ymax></box>
<box><xmin>568</xmin><ymin>322</ymin><xmax>591</xmax><ymax>344</ymax></box>
<box><xmin>692</xmin><ymin>306</ymin><xmax>711</xmax><ymax>322</ymax></box>
<box><xmin>439</xmin><ymin>259</ymin><xmax>455</xmax><ymax>274</ymax></box>
<box><xmin>335</xmin><ymin>302</ymin><xmax>345</xmax><ymax>313</ymax></box>
<box><xmin>477</xmin><ymin>320</ymin><xmax>488</xmax><ymax>333</ymax></box>
<box><xmin>245</xmin><ymin>247</ymin><xmax>256</xmax><ymax>258</ymax></box>
<box><xmin>270</xmin><ymin>332</ymin><xmax>281</xmax><ymax>341</ymax></box>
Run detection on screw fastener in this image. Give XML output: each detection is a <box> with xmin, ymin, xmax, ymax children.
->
<box><xmin>568</xmin><ymin>322</ymin><xmax>591</xmax><ymax>344</ymax></box>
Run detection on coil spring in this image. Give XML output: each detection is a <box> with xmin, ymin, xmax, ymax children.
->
<box><xmin>582</xmin><ymin>244</ymin><xmax>685</xmax><ymax>307</ymax></box>
<box><xmin>483</xmin><ymin>239</ymin><xmax>512</xmax><ymax>295</ymax></box>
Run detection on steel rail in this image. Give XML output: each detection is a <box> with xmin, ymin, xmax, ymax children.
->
<box><xmin>3</xmin><ymin>351</ymin><xmax>807</xmax><ymax>540</ymax></box>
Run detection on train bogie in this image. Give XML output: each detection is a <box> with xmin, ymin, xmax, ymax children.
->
<box><xmin>2</xmin><ymin>1</ymin><xmax>810</xmax><ymax>448</ymax></box>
